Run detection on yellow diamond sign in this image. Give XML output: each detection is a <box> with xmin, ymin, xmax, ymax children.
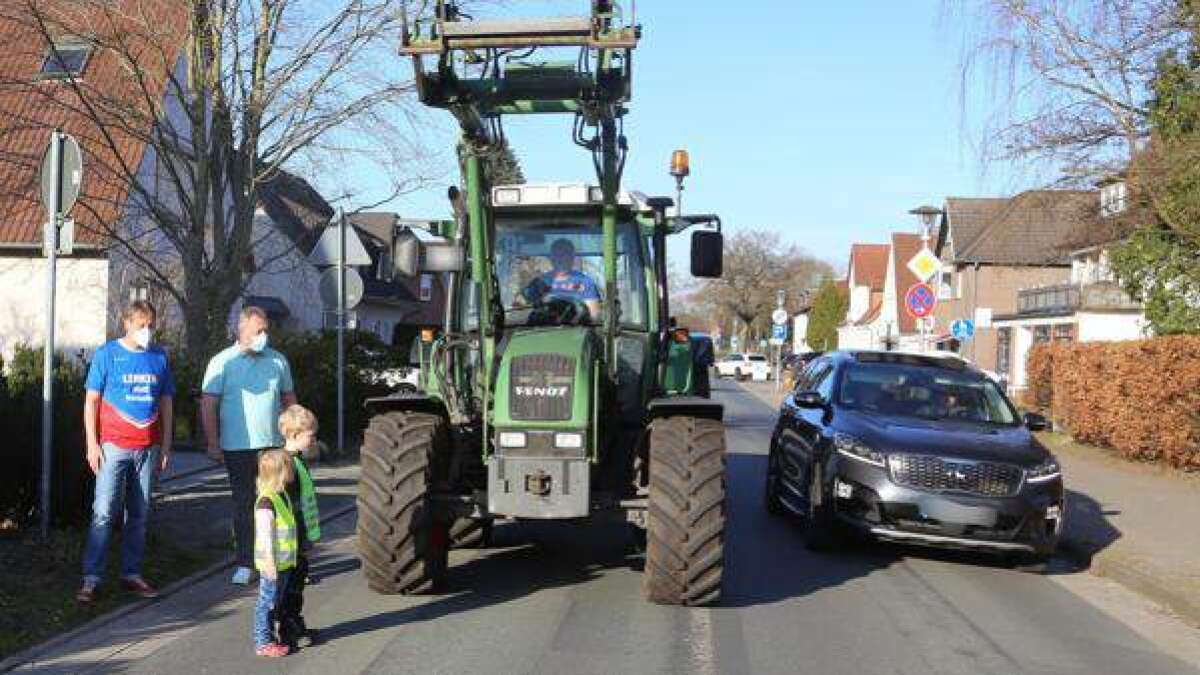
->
<box><xmin>907</xmin><ymin>247</ymin><xmax>941</xmax><ymax>283</ymax></box>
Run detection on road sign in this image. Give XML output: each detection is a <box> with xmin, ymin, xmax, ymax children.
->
<box><xmin>309</xmin><ymin>221</ymin><xmax>372</xmax><ymax>267</ymax></box>
<box><xmin>731</xmin><ymin>335</ymin><xmax>739</xmax><ymax>350</ymax></box>
<box><xmin>904</xmin><ymin>282</ymin><xmax>937</xmax><ymax>319</ymax></box>
<box><xmin>319</xmin><ymin>266</ymin><xmax>364</xmax><ymax>309</ymax></box>
<box><xmin>772</xmin><ymin>308</ymin><xmax>788</xmax><ymax>325</ymax></box>
<box><xmin>770</xmin><ymin>323</ymin><xmax>786</xmax><ymax>345</ymax></box>
<box><xmin>951</xmin><ymin>319</ymin><xmax>975</xmax><ymax>341</ymax></box>
<box><xmin>906</xmin><ymin>247</ymin><xmax>941</xmax><ymax>283</ymax></box>
<box><xmin>40</xmin><ymin>133</ymin><xmax>82</xmax><ymax>220</ymax></box>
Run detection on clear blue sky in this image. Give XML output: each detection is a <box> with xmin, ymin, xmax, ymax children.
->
<box><xmin>335</xmin><ymin>1</ymin><xmax>1013</xmax><ymax>274</ymax></box>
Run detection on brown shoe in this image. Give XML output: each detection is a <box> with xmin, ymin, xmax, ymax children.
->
<box><xmin>121</xmin><ymin>577</ymin><xmax>159</xmax><ymax>599</ymax></box>
<box><xmin>76</xmin><ymin>583</ymin><xmax>97</xmax><ymax>603</ymax></box>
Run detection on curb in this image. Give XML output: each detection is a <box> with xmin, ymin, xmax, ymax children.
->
<box><xmin>0</xmin><ymin>502</ymin><xmax>358</xmax><ymax>673</ymax></box>
<box><xmin>1058</xmin><ymin>538</ymin><xmax>1200</xmax><ymax>629</ymax></box>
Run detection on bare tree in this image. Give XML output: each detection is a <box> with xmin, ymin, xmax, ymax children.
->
<box><xmin>696</xmin><ymin>229</ymin><xmax>834</xmax><ymax>345</ymax></box>
<box><xmin>0</xmin><ymin>0</ymin><xmax>443</xmax><ymax>359</ymax></box>
<box><xmin>953</xmin><ymin>0</ymin><xmax>1187</xmax><ymax>183</ymax></box>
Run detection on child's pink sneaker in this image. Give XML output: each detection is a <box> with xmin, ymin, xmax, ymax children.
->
<box><xmin>256</xmin><ymin>643</ymin><xmax>289</xmax><ymax>658</ymax></box>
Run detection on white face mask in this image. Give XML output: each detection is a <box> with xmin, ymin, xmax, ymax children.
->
<box><xmin>132</xmin><ymin>327</ymin><xmax>152</xmax><ymax>350</ymax></box>
<box><xmin>250</xmin><ymin>332</ymin><xmax>268</xmax><ymax>353</ymax></box>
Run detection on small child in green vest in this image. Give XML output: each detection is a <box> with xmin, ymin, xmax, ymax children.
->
<box><xmin>277</xmin><ymin>405</ymin><xmax>321</xmax><ymax>649</ymax></box>
<box><xmin>252</xmin><ymin>450</ymin><xmax>296</xmax><ymax>658</ymax></box>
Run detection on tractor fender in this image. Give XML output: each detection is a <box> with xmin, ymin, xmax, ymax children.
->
<box><xmin>646</xmin><ymin>396</ymin><xmax>723</xmax><ymax>422</ymax></box>
<box><xmin>363</xmin><ymin>392</ymin><xmax>448</xmax><ymax>417</ymax></box>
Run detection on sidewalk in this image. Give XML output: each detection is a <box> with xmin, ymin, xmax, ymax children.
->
<box><xmin>1</xmin><ymin>458</ymin><xmax>361</xmax><ymax>673</ymax></box>
<box><xmin>736</xmin><ymin>380</ymin><xmax>1200</xmax><ymax>627</ymax></box>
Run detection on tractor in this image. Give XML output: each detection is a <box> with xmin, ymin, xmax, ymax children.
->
<box><xmin>356</xmin><ymin>0</ymin><xmax>728</xmax><ymax>606</ymax></box>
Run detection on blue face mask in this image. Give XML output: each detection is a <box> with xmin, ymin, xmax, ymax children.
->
<box><xmin>250</xmin><ymin>332</ymin><xmax>268</xmax><ymax>353</ymax></box>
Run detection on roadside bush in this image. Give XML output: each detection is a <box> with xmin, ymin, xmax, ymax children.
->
<box><xmin>1026</xmin><ymin>336</ymin><xmax>1200</xmax><ymax>469</ymax></box>
<box><xmin>0</xmin><ymin>344</ymin><xmax>91</xmax><ymax>528</ymax></box>
<box><xmin>273</xmin><ymin>330</ymin><xmax>408</xmax><ymax>456</ymax></box>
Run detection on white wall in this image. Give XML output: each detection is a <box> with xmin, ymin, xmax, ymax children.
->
<box><xmin>793</xmin><ymin>313</ymin><xmax>810</xmax><ymax>352</ymax></box>
<box><xmin>1077</xmin><ymin>312</ymin><xmax>1149</xmax><ymax>342</ymax></box>
<box><xmin>0</xmin><ymin>257</ymin><xmax>109</xmax><ymax>364</ymax></box>
<box><xmin>847</xmin><ymin>284</ymin><xmax>871</xmax><ymax>323</ymax></box>
<box><xmin>236</xmin><ymin>210</ymin><xmax>324</xmax><ymax>335</ymax></box>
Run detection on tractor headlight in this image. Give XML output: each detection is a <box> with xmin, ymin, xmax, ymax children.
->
<box><xmin>834</xmin><ymin>433</ymin><xmax>886</xmax><ymax>468</ymax></box>
<box><xmin>554</xmin><ymin>432</ymin><xmax>584</xmax><ymax>449</ymax></box>
<box><xmin>498</xmin><ymin>431</ymin><xmax>527</xmax><ymax>448</ymax></box>
<box><xmin>1025</xmin><ymin>457</ymin><xmax>1061</xmax><ymax>483</ymax></box>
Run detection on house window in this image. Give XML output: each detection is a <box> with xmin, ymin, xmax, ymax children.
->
<box><xmin>1100</xmin><ymin>182</ymin><xmax>1127</xmax><ymax>217</ymax></box>
<box><xmin>1033</xmin><ymin>325</ymin><xmax>1051</xmax><ymax>344</ymax></box>
<box><xmin>1053</xmin><ymin>324</ymin><xmax>1075</xmax><ymax>342</ymax></box>
<box><xmin>419</xmin><ymin>274</ymin><xmax>433</xmax><ymax>302</ymax></box>
<box><xmin>938</xmin><ymin>270</ymin><xmax>953</xmax><ymax>300</ymax></box>
<box><xmin>377</xmin><ymin>248</ymin><xmax>393</xmax><ymax>282</ymax></box>
<box><xmin>40</xmin><ymin>43</ymin><xmax>92</xmax><ymax>78</ymax></box>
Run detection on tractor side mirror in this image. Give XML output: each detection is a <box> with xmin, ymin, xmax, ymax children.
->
<box><xmin>691</xmin><ymin>230</ymin><xmax>723</xmax><ymax>278</ymax></box>
<box><xmin>393</xmin><ymin>228</ymin><xmax>465</xmax><ymax>277</ymax></box>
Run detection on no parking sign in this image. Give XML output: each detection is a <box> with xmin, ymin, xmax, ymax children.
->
<box><xmin>904</xmin><ymin>283</ymin><xmax>937</xmax><ymax>319</ymax></box>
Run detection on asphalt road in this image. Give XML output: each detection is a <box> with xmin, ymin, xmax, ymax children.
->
<box><xmin>37</xmin><ymin>380</ymin><xmax>1200</xmax><ymax>675</ymax></box>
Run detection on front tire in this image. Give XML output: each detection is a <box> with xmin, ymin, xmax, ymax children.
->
<box><xmin>358</xmin><ymin>411</ymin><xmax>450</xmax><ymax>594</ymax></box>
<box><xmin>764</xmin><ymin>450</ymin><xmax>784</xmax><ymax>516</ymax></box>
<box><xmin>643</xmin><ymin>416</ymin><xmax>726</xmax><ymax>606</ymax></box>
<box><xmin>802</xmin><ymin>464</ymin><xmax>842</xmax><ymax>552</ymax></box>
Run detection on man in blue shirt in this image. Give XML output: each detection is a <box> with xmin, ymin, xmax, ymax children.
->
<box><xmin>202</xmin><ymin>305</ymin><xmax>298</xmax><ymax>585</ymax></box>
<box><xmin>521</xmin><ymin>238</ymin><xmax>602</xmax><ymax>318</ymax></box>
<box><xmin>77</xmin><ymin>300</ymin><xmax>174</xmax><ymax>603</ymax></box>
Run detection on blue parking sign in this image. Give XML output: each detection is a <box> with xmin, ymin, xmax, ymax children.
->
<box><xmin>951</xmin><ymin>319</ymin><xmax>975</xmax><ymax>341</ymax></box>
<box><xmin>772</xmin><ymin>324</ymin><xmax>787</xmax><ymax>341</ymax></box>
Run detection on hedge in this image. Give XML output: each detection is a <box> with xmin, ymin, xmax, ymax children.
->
<box><xmin>1024</xmin><ymin>336</ymin><xmax>1200</xmax><ymax>469</ymax></box>
<box><xmin>0</xmin><ymin>345</ymin><xmax>91</xmax><ymax>528</ymax></box>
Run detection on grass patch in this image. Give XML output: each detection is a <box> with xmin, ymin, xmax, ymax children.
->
<box><xmin>0</xmin><ymin>527</ymin><xmax>222</xmax><ymax>660</ymax></box>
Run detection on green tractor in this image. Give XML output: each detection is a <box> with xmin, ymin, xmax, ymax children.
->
<box><xmin>356</xmin><ymin>1</ymin><xmax>727</xmax><ymax>606</ymax></box>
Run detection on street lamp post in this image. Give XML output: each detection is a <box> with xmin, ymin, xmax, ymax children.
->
<box><xmin>908</xmin><ymin>205</ymin><xmax>942</xmax><ymax>353</ymax></box>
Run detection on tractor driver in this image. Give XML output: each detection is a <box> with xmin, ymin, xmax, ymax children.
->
<box><xmin>520</xmin><ymin>238</ymin><xmax>602</xmax><ymax>319</ymax></box>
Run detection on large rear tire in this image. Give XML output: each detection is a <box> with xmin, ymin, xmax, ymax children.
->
<box><xmin>357</xmin><ymin>411</ymin><xmax>449</xmax><ymax>594</ymax></box>
<box><xmin>643</xmin><ymin>416</ymin><xmax>726</xmax><ymax>606</ymax></box>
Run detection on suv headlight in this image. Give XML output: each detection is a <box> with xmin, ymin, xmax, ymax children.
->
<box><xmin>1025</xmin><ymin>457</ymin><xmax>1061</xmax><ymax>483</ymax></box>
<box><xmin>833</xmin><ymin>433</ymin><xmax>886</xmax><ymax>467</ymax></box>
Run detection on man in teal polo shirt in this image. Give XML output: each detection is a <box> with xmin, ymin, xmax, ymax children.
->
<box><xmin>202</xmin><ymin>305</ymin><xmax>298</xmax><ymax>585</ymax></box>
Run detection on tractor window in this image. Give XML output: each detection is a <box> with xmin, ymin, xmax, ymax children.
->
<box><xmin>494</xmin><ymin>220</ymin><xmax>648</xmax><ymax>329</ymax></box>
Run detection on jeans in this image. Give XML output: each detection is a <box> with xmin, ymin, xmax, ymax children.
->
<box><xmin>224</xmin><ymin>450</ymin><xmax>264</xmax><ymax>567</ymax></box>
<box><xmin>82</xmin><ymin>444</ymin><xmax>160</xmax><ymax>584</ymax></box>
<box><xmin>253</xmin><ymin>571</ymin><xmax>291</xmax><ymax>648</ymax></box>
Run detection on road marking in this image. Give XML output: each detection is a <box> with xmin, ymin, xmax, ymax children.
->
<box><xmin>684</xmin><ymin>607</ymin><xmax>717</xmax><ymax>675</ymax></box>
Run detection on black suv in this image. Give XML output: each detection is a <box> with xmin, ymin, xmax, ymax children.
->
<box><xmin>766</xmin><ymin>350</ymin><xmax>1063</xmax><ymax>562</ymax></box>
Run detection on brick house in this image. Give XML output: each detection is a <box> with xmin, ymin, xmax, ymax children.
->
<box><xmin>837</xmin><ymin>235</ymin><xmax>924</xmax><ymax>351</ymax></box>
<box><xmin>932</xmin><ymin>190</ymin><xmax>1096</xmax><ymax>376</ymax></box>
<box><xmin>835</xmin><ymin>243</ymin><xmax>888</xmax><ymax>349</ymax></box>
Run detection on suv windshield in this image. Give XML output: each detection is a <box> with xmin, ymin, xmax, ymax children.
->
<box><xmin>838</xmin><ymin>363</ymin><xmax>1018</xmax><ymax>425</ymax></box>
<box><xmin>494</xmin><ymin>219</ymin><xmax>648</xmax><ymax>328</ymax></box>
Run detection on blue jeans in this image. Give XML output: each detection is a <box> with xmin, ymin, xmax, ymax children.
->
<box><xmin>254</xmin><ymin>571</ymin><xmax>291</xmax><ymax>648</ymax></box>
<box><xmin>81</xmin><ymin>444</ymin><xmax>159</xmax><ymax>584</ymax></box>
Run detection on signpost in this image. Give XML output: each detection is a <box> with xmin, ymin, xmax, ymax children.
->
<box><xmin>772</xmin><ymin>291</ymin><xmax>786</xmax><ymax>391</ymax></box>
<box><xmin>951</xmin><ymin>318</ymin><xmax>975</xmax><ymax>342</ymax></box>
<box><xmin>904</xmin><ymin>282</ymin><xmax>937</xmax><ymax>353</ymax></box>
<box><xmin>308</xmin><ymin>209</ymin><xmax>372</xmax><ymax>454</ymax></box>
<box><xmin>37</xmin><ymin>130</ymin><xmax>83</xmax><ymax>538</ymax></box>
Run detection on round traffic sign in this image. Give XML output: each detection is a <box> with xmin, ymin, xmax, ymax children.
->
<box><xmin>772</xmin><ymin>308</ymin><xmax>789</xmax><ymax>325</ymax></box>
<box><xmin>319</xmin><ymin>267</ymin><xmax>365</xmax><ymax>310</ymax></box>
<box><xmin>40</xmin><ymin>133</ymin><xmax>83</xmax><ymax>218</ymax></box>
<box><xmin>904</xmin><ymin>283</ymin><xmax>937</xmax><ymax>319</ymax></box>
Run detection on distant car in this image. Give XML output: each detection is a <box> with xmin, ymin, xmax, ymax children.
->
<box><xmin>783</xmin><ymin>351</ymin><xmax>822</xmax><ymax>379</ymax></box>
<box><xmin>766</xmin><ymin>350</ymin><xmax>1063</xmax><ymax>564</ymax></box>
<box><xmin>715</xmin><ymin>353</ymin><xmax>771</xmax><ymax>381</ymax></box>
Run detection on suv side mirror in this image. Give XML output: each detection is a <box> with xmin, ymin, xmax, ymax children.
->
<box><xmin>1023</xmin><ymin>412</ymin><xmax>1049</xmax><ymax>431</ymax></box>
<box><xmin>691</xmin><ymin>230</ymin><xmax>723</xmax><ymax>278</ymax></box>
<box><xmin>794</xmin><ymin>391</ymin><xmax>826</xmax><ymax>409</ymax></box>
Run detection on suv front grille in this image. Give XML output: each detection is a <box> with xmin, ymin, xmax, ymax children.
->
<box><xmin>888</xmin><ymin>455</ymin><xmax>1023</xmax><ymax>497</ymax></box>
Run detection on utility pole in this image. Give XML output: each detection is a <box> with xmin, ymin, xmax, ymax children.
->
<box><xmin>336</xmin><ymin>208</ymin><xmax>346</xmax><ymax>454</ymax></box>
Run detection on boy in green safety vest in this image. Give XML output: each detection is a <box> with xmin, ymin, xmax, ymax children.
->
<box><xmin>252</xmin><ymin>450</ymin><xmax>296</xmax><ymax>658</ymax></box>
<box><xmin>277</xmin><ymin>405</ymin><xmax>322</xmax><ymax>649</ymax></box>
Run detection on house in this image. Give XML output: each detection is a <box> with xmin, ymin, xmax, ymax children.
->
<box><xmin>792</xmin><ymin>307</ymin><xmax>811</xmax><ymax>353</ymax></box>
<box><xmin>835</xmin><ymin>243</ymin><xmax>888</xmax><ymax>349</ymax></box>
<box><xmin>991</xmin><ymin>179</ymin><xmax>1150</xmax><ymax>390</ymax></box>
<box><xmin>837</xmin><ymin>235</ymin><xmax>924</xmax><ymax>351</ymax></box>
<box><xmin>931</xmin><ymin>191</ymin><xmax>1095</xmax><ymax>375</ymax></box>
<box><xmin>0</xmin><ymin>6</ymin><xmax>187</xmax><ymax>363</ymax></box>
